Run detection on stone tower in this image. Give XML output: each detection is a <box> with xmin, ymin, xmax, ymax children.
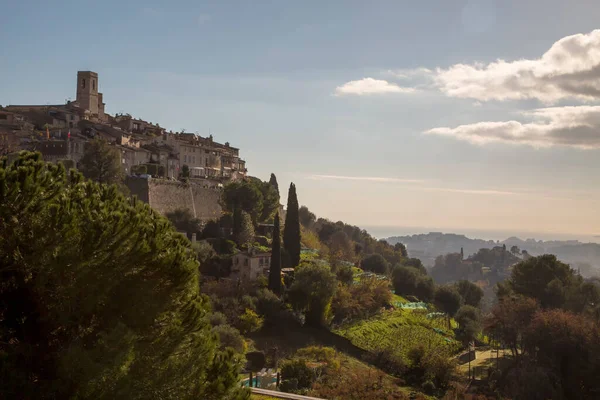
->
<box><xmin>76</xmin><ymin>71</ymin><xmax>99</xmax><ymax>115</ymax></box>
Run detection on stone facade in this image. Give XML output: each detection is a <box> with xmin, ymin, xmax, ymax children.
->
<box><xmin>126</xmin><ymin>177</ymin><xmax>222</xmax><ymax>220</ymax></box>
<box><xmin>231</xmin><ymin>250</ymin><xmax>272</xmax><ymax>280</ymax></box>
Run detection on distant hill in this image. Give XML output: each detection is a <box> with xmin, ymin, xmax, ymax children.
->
<box><xmin>385</xmin><ymin>232</ymin><xmax>600</xmax><ymax>277</ymax></box>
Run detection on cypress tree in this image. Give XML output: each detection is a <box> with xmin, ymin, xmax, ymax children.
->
<box><xmin>269</xmin><ymin>173</ymin><xmax>279</xmax><ymax>197</ymax></box>
<box><xmin>283</xmin><ymin>182</ymin><xmax>301</xmax><ymax>267</ymax></box>
<box><xmin>268</xmin><ymin>213</ymin><xmax>282</xmax><ymax>295</ymax></box>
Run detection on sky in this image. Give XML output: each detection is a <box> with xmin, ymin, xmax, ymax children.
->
<box><xmin>2</xmin><ymin>0</ymin><xmax>600</xmax><ymax>241</ymax></box>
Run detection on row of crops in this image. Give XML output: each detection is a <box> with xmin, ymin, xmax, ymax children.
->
<box><xmin>333</xmin><ymin>308</ymin><xmax>461</xmax><ymax>364</ymax></box>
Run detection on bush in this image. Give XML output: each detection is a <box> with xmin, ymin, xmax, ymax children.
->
<box><xmin>336</xmin><ymin>264</ymin><xmax>354</xmax><ymax>285</ymax></box>
<box><xmin>360</xmin><ymin>254</ymin><xmax>390</xmax><ymax>274</ymax></box>
<box><xmin>422</xmin><ymin>380</ymin><xmax>436</xmax><ymax>395</ymax></box>
<box><xmin>210</xmin><ymin>312</ymin><xmax>228</xmax><ymax>327</ymax></box>
<box><xmin>212</xmin><ymin>324</ymin><xmax>246</xmax><ymax>353</ymax></box>
<box><xmin>280</xmin><ymin>359</ymin><xmax>316</xmax><ymax>391</ymax></box>
<box><xmin>237</xmin><ymin>308</ymin><xmax>263</xmax><ymax>334</ymax></box>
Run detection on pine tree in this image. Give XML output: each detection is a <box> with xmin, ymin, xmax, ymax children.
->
<box><xmin>283</xmin><ymin>182</ymin><xmax>301</xmax><ymax>267</ymax></box>
<box><xmin>269</xmin><ymin>173</ymin><xmax>279</xmax><ymax>197</ymax></box>
<box><xmin>269</xmin><ymin>213</ymin><xmax>282</xmax><ymax>295</ymax></box>
<box><xmin>0</xmin><ymin>152</ymin><xmax>248</xmax><ymax>399</ymax></box>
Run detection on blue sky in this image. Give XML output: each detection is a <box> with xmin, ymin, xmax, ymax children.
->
<box><xmin>2</xmin><ymin>0</ymin><xmax>600</xmax><ymax>239</ymax></box>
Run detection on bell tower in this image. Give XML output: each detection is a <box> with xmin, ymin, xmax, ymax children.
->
<box><xmin>76</xmin><ymin>71</ymin><xmax>99</xmax><ymax>115</ymax></box>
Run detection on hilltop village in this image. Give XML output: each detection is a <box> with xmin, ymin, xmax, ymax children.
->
<box><xmin>0</xmin><ymin>71</ymin><xmax>247</xmax><ymax>187</ymax></box>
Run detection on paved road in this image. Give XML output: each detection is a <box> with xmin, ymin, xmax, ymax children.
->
<box><xmin>250</xmin><ymin>387</ymin><xmax>326</xmax><ymax>400</ymax></box>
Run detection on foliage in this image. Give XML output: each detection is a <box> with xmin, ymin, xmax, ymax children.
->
<box><xmin>298</xmin><ymin>205</ymin><xmax>316</xmax><ymax>229</ymax></box>
<box><xmin>403</xmin><ymin>257</ymin><xmax>426</xmax><ymax>274</ymax></box>
<box><xmin>268</xmin><ymin>213</ymin><xmax>282</xmax><ymax>295</ymax></box>
<box><xmin>283</xmin><ymin>183</ymin><xmax>301</xmax><ymax>268</ymax></box>
<box><xmin>434</xmin><ymin>286</ymin><xmax>463</xmax><ymax>328</ymax></box>
<box><xmin>166</xmin><ymin>207</ymin><xmax>203</xmax><ymax>234</ymax></box>
<box><xmin>268</xmin><ymin>173</ymin><xmax>279</xmax><ymax>196</ymax></box>
<box><xmin>508</xmin><ymin>254</ymin><xmax>580</xmax><ymax>309</ymax></box>
<box><xmin>0</xmin><ymin>152</ymin><xmax>246</xmax><ymax>399</ymax></box>
<box><xmin>238</xmin><ymin>309</ymin><xmax>264</xmax><ymax>335</ymax></box>
<box><xmin>484</xmin><ymin>296</ymin><xmax>538</xmax><ymax>358</ymax></box>
<box><xmin>361</xmin><ymin>253</ymin><xmax>390</xmax><ymax>274</ymax></box>
<box><xmin>212</xmin><ymin>324</ymin><xmax>247</xmax><ymax>353</ymax></box>
<box><xmin>280</xmin><ymin>359</ymin><xmax>316</xmax><ymax>392</ymax></box>
<box><xmin>78</xmin><ymin>138</ymin><xmax>124</xmax><ymax>185</ymax></box>
<box><xmin>454</xmin><ymin>280</ymin><xmax>484</xmax><ymax>308</ymax></box>
<box><xmin>222</xmin><ymin>179</ymin><xmax>278</xmax><ymax>225</ymax></box>
<box><xmin>336</xmin><ymin>264</ymin><xmax>355</xmax><ymax>285</ymax></box>
<box><xmin>249</xmin><ymin>176</ymin><xmax>280</xmax><ymax>223</ymax></box>
<box><xmin>415</xmin><ymin>276</ymin><xmax>436</xmax><ymax>302</ymax></box>
<box><xmin>181</xmin><ymin>163</ymin><xmax>190</xmax><ymax>178</ymax></box>
<box><xmin>233</xmin><ymin>208</ymin><xmax>255</xmax><ymax>246</ymax></box>
<box><xmin>522</xmin><ymin>309</ymin><xmax>600</xmax><ymax>399</ymax></box>
<box><xmin>392</xmin><ymin>266</ymin><xmax>421</xmax><ymax>297</ymax></box>
<box><xmin>210</xmin><ymin>312</ymin><xmax>228</xmax><ymax>327</ymax></box>
<box><xmin>288</xmin><ymin>262</ymin><xmax>337</xmax><ymax>326</ymax></box>
<box><xmin>309</xmin><ymin>353</ymin><xmax>411</xmax><ymax>400</ymax></box>
<box><xmin>454</xmin><ymin>305</ymin><xmax>481</xmax><ymax>345</ymax></box>
<box><xmin>332</xmin><ymin>277</ymin><xmax>392</xmax><ymax>323</ymax></box>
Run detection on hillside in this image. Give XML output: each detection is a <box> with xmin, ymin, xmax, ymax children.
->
<box><xmin>386</xmin><ymin>232</ymin><xmax>600</xmax><ymax>276</ymax></box>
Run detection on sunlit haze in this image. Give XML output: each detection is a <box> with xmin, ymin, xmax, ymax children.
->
<box><xmin>2</xmin><ymin>0</ymin><xmax>600</xmax><ymax>240</ymax></box>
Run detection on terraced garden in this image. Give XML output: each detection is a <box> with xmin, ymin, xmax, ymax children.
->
<box><xmin>334</xmin><ymin>308</ymin><xmax>461</xmax><ymax>363</ymax></box>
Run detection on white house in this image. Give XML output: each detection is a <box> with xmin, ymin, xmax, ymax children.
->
<box><xmin>232</xmin><ymin>248</ymin><xmax>272</xmax><ymax>280</ymax></box>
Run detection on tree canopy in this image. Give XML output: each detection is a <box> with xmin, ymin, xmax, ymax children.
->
<box><xmin>360</xmin><ymin>254</ymin><xmax>390</xmax><ymax>274</ymax></box>
<box><xmin>222</xmin><ymin>178</ymin><xmax>278</xmax><ymax>225</ymax></box>
<box><xmin>0</xmin><ymin>152</ymin><xmax>246</xmax><ymax>399</ymax></box>
<box><xmin>288</xmin><ymin>262</ymin><xmax>337</xmax><ymax>326</ymax></box>
<box><xmin>78</xmin><ymin>138</ymin><xmax>124</xmax><ymax>185</ymax></box>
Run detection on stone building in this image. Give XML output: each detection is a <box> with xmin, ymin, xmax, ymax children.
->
<box><xmin>76</xmin><ymin>71</ymin><xmax>106</xmax><ymax>121</ymax></box>
<box><xmin>231</xmin><ymin>248</ymin><xmax>272</xmax><ymax>280</ymax></box>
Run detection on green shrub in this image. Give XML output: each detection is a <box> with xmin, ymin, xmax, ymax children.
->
<box><xmin>280</xmin><ymin>359</ymin><xmax>315</xmax><ymax>391</ymax></box>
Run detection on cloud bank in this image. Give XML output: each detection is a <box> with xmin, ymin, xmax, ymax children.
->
<box><xmin>425</xmin><ymin>106</ymin><xmax>600</xmax><ymax>149</ymax></box>
<box><xmin>435</xmin><ymin>29</ymin><xmax>600</xmax><ymax>103</ymax></box>
<box><xmin>337</xmin><ymin>30</ymin><xmax>600</xmax><ymax>103</ymax></box>
<box><xmin>334</xmin><ymin>78</ymin><xmax>415</xmax><ymax>96</ymax></box>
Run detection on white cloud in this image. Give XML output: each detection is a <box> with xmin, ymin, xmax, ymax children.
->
<box><xmin>334</xmin><ymin>78</ymin><xmax>415</xmax><ymax>96</ymax></box>
<box><xmin>435</xmin><ymin>29</ymin><xmax>600</xmax><ymax>103</ymax></box>
<box><xmin>308</xmin><ymin>174</ymin><xmax>423</xmax><ymax>183</ymax></box>
<box><xmin>425</xmin><ymin>105</ymin><xmax>600</xmax><ymax>149</ymax></box>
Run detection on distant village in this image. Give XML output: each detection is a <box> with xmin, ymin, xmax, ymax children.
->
<box><xmin>0</xmin><ymin>71</ymin><xmax>247</xmax><ymax>187</ymax></box>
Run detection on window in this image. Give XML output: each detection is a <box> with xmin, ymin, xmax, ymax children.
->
<box><xmin>244</xmin><ymin>258</ymin><xmax>248</xmax><ymax>266</ymax></box>
<box><xmin>0</xmin><ymin>114</ymin><xmax>7</xmax><ymax>120</ymax></box>
<box><xmin>92</xmin><ymin>80</ymin><xmax>96</xmax><ymax>90</ymax></box>
<box><xmin>82</xmin><ymin>79</ymin><xmax>86</xmax><ymax>89</ymax></box>
<box><xmin>183</xmin><ymin>155</ymin><xmax>187</xmax><ymax>162</ymax></box>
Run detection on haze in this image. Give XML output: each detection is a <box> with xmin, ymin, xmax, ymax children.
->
<box><xmin>2</xmin><ymin>0</ymin><xmax>600</xmax><ymax>238</ymax></box>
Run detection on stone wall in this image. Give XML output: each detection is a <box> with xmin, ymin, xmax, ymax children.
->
<box><xmin>126</xmin><ymin>177</ymin><xmax>222</xmax><ymax>220</ymax></box>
